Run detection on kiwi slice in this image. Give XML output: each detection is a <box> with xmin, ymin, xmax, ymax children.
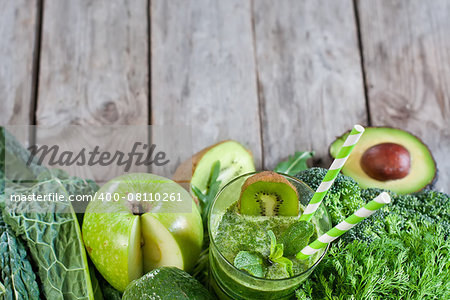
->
<box><xmin>239</xmin><ymin>171</ymin><xmax>299</xmax><ymax>216</ymax></box>
<box><xmin>173</xmin><ymin>140</ymin><xmax>255</xmax><ymax>194</ymax></box>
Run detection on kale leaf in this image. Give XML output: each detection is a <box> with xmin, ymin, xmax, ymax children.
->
<box><xmin>0</xmin><ymin>207</ymin><xmax>40</xmax><ymax>300</ymax></box>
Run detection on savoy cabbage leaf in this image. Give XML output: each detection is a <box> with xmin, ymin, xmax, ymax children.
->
<box><xmin>1</xmin><ymin>127</ymin><xmax>100</xmax><ymax>299</ymax></box>
<box><xmin>2</xmin><ymin>170</ymin><xmax>99</xmax><ymax>300</ymax></box>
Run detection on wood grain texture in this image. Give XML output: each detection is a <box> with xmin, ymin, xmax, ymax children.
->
<box><xmin>358</xmin><ymin>0</ymin><xmax>450</xmax><ymax>192</ymax></box>
<box><xmin>0</xmin><ymin>0</ymin><xmax>39</xmax><ymax>143</ymax></box>
<box><xmin>151</xmin><ymin>0</ymin><xmax>262</xmax><ymax>173</ymax></box>
<box><xmin>35</xmin><ymin>0</ymin><xmax>149</xmax><ymax>181</ymax></box>
<box><xmin>253</xmin><ymin>0</ymin><xmax>367</xmax><ymax>169</ymax></box>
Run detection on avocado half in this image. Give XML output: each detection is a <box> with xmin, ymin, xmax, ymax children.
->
<box><xmin>329</xmin><ymin>127</ymin><xmax>436</xmax><ymax>194</ymax></box>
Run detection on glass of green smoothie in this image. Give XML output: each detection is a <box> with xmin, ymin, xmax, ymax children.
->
<box><xmin>208</xmin><ymin>172</ymin><xmax>331</xmax><ymax>299</ymax></box>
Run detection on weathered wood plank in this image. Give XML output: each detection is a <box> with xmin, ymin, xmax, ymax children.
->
<box><xmin>151</xmin><ymin>0</ymin><xmax>262</xmax><ymax>173</ymax></box>
<box><xmin>253</xmin><ymin>0</ymin><xmax>367</xmax><ymax>169</ymax></box>
<box><xmin>358</xmin><ymin>0</ymin><xmax>450</xmax><ymax>192</ymax></box>
<box><xmin>36</xmin><ymin>0</ymin><xmax>149</xmax><ymax>182</ymax></box>
<box><xmin>0</xmin><ymin>0</ymin><xmax>39</xmax><ymax>143</ymax></box>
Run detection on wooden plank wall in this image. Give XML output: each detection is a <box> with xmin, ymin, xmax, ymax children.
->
<box><xmin>35</xmin><ymin>0</ymin><xmax>150</xmax><ymax>181</ymax></box>
<box><xmin>253</xmin><ymin>0</ymin><xmax>367</xmax><ymax>169</ymax></box>
<box><xmin>151</xmin><ymin>0</ymin><xmax>263</xmax><ymax>170</ymax></box>
<box><xmin>0</xmin><ymin>0</ymin><xmax>40</xmax><ymax>144</ymax></box>
<box><xmin>0</xmin><ymin>0</ymin><xmax>448</xmax><ymax>191</ymax></box>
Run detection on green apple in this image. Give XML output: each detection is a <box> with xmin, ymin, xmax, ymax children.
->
<box><xmin>82</xmin><ymin>173</ymin><xmax>203</xmax><ymax>292</ymax></box>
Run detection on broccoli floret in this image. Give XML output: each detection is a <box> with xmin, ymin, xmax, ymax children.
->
<box><xmin>295</xmin><ymin>167</ymin><xmax>365</xmax><ymax>226</ymax></box>
<box><xmin>409</xmin><ymin>190</ymin><xmax>449</xmax><ymax>222</ymax></box>
<box><xmin>346</xmin><ymin>188</ymin><xmax>450</xmax><ymax>243</ymax></box>
<box><xmin>397</xmin><ymin>190</ymin><xmax>450</xmax><ymax>238</ymax></box>
<box><xmin>295</xmin><ymin>168</ymin><xmax>450</xmax><ymax>243</ymax></box>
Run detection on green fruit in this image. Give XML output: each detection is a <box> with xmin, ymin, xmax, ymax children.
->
<box><xmin>238</xmin><ymin>171</ymin><xmax>299</xmax><ymax>216</ymax></box>
<box><xmin>82</xmin><ymin>173</ymin><xmax>203</xmax><ymax>292</ymax></box>
<box><xmin>173</xmin><ymin>140</ymin><xmax>255</xmax><ymax>194</ymax></box>
<box><xmin>330</xmin><ymin>127</ymin><xmax>436</xmax><ymax>194</ymax></box>
<box><xmin>122</xmin><ymin>267</ymin><xmax>213</xmax><ymax>300</ymax></box>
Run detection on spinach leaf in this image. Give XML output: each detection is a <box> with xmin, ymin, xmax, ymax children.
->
<box><xmin>274</xmin><ymin>151</ymin><xmax>314</xmax><ymax>176</ymax></box>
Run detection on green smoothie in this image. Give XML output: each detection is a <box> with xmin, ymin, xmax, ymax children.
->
<box><xmin>215</xmin><ymin>203</ymin><xmax>318</xmax><ymax>280</ymax></box>
<box><xmin>208</xmin><ymin>172</ymin><xmax>331</xmax><ymax>300</ymax></box>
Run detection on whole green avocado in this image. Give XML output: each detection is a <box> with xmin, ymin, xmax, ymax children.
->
<box><xmin>122</xmin><ymin>267</ymin><xmax>213</xmax><ymax>300</ymax></box>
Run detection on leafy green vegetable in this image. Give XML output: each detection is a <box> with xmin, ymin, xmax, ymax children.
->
<box><xmin>0</xmin><ymin>208</ymin><xmax>40</xmax><ymax>300</ymax></box>
<box><xmin>295</xmin><ymin>167</ymin><xmax>364</xmax><ymax>225</ymax></box>
<box><xmin>297</xmin><ymin>224</ymin><xmax>450</xmax><ymax>299</ymax></box>
<box><xmin>0</xmin><ymin>127</ymin><xmax>46</xmax><ymax>183</ymax></box>
<box><xmin>268</xmin><ymin>230</ymin><xmax>293</xmax><ymax>277</ymax></box>
<box><xmin>89</xmin><ymin>262</ymin><xmax>104</xmax><ymax>300</ymax></box>
<box><xmin>1</xmin><ymin>127</ymin><xmax>99</xmax><ymax>300</ymax></box>
<box><xmin>192</xmin><ymin>161</ymin><xmax>222</xmax><ymax>286</ymax></box>
<box><xmin>281</xmin><ymin>221</ymin><xmax>314</xmax><ymax>256</ymax></box>
<box><xmin>192</xmin><ymin>247</ymin><xmax>210</xmax><ymax>287</ymax></box>
<box><xmin>96</xmin><ymin>270</ymin><xmax>121</xmax><ymax>300</ymax></box>
<box><xmin>2</xmin><ymin>170</ymin><xmax>98</xmax><ymax>300</ymax></box>
<box><xmin>192</xmin><ymin>160</ymin><xmax>222</xmax><ymax>224</ymax></box>
<box><xmin>0</xmin><ymin>281</ymin><xmax>5</xmax><ymax>297</ymax></box>
<box><xmin>234</xmin><ymin>251</ymin><xmax>267</xmax><ymax>278</ymax></box>
<box><xmin>293</xmin><ymin>177</ymin><xmax>449</xmax><ymax>299</ymax></box>
<box><xmin>0</xmin><ymin>128</ymin><xmax>41</xmax><ymax>300</ymax></box>
<box><xmin>274</xmin><ymin>151</ymin><xmax>314</xmax><ymax>176</ymax></box>
<box><xmin>343</xmin><ymin>188</ymin><xmax>450</xmax><ymax>244</ymax></box>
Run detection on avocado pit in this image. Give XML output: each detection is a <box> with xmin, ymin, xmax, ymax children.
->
<box><xmin>360</xmin><ymin>143</ymin><xmax>411</xmax><ymax>181</ymax></box>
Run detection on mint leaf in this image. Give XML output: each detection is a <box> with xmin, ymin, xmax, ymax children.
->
<box><xmin>268</xmin><ymin>230</ymin><xmax>277</xmax><ymax>255</ymax></box>
<box><xmin>234</xmin><ymin>251</ymin><xmax>267</xmax><ymax>278</ymax></box>
<box><xmin>272</xmin><ymin>244</ymin><xmax>284</xmax><ymax>260</ymax></box>
<box><xmin>272</xmin><ymin>257</ymin><xmax>294</xmax><ymax>277</ymax></box>
<box><xmin>281</xmin><ymin>221</ymin><xmax>315</xmax><ymax>256</ymax></box>
<box><xmin>267</xmin><ymin>230</ymin><xmax>294</xmax><ymax>277</ymax></box>
<box><xmin>274</xmin><ymin>151</ymin><xmax>314</xmax><ymax>176</ymax></box>
<box><xmin>268</xmin><ymin>230</ymin><xmax>284</xmax><ymax>260</ymax></box>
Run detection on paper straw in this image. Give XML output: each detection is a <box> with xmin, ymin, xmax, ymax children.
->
<box><xmin>297</xmin><ymin>192</ymin><xmax>391</xmax><ymax>260</ymax></box>
<box><xmin>300</xmin><ymin>125</ymin><xmax>365</xmax><ymax>222</ymax></box>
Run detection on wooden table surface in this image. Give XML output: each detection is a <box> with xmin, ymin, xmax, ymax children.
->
<box><xmin>1</xmin><ymin>0</ymin><xmax>449</xmax><ymax>192</ymax></box>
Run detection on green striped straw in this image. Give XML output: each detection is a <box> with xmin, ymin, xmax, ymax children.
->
<box><xmin>297</xmin><ymin>192</ymin><xmax>391</xmax><ymax>260</ymax></box>
<box><xmin>300</xmin><ymin>125</ymin><xmax>365</xmax><ymax>222</ymax></box>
